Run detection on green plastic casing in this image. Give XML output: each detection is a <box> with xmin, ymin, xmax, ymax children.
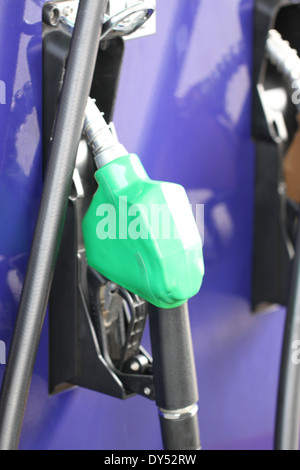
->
<box><xmin>82</xmin><ymin>154</ymin><xmax>204</xmax><ymax>309</ymax></box>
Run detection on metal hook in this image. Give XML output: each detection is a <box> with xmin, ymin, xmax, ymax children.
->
<box><xmin>59</xmin><ymin>1</ymin><xmax>155</xmax><ymax>40</ymax></box>
<box><xmin>101</xmin><ymin>2</ymin><xmax>155</xmax><ymax>40</ymax></box>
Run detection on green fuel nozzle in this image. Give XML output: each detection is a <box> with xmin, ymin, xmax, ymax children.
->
<box><xmin>82</xmin><ymin>99</ymin><xmax>204</xmax><ymax>309</ymax></box>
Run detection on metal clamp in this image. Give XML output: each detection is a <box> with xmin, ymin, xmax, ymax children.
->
<box><xmin>101</xmin><ymin>2</ymin><xmax>155</xmax><ymax>40</ymax></box>
<box><xmin>43</xmin><ymin>1</ymin><xmax>155</xmax><ymax>41</ymax></box>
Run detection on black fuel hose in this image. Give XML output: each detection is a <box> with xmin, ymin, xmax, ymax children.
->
<box><xmin>0</xmin><ymin>0</ymin><xmax>108</xmax><ymax>450</ymax></box>
<box><xmin>149</xmin><ymin>303</ymin><xmax>201</xmax><ymax>450</ymax></box>
<box><xmin>275</xmin><ymin>221</ymin><xmax>300</xmax><ymax>450</ymax></box>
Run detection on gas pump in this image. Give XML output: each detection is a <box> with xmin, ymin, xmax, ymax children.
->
<box><xmin>0</xmin><ymin>0</ymin><xmax>204</xmax><ymax>451</ymax></box>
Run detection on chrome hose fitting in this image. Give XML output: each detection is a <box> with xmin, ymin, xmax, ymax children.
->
<box><xmin>83</xmin><ymin>98</ymin><xmax>128</xmax><ymax>169</ymax></box>
<box><xmin>158</xmin><ymin>404</ymin><xmax>199</xmax><ymax>422</ymax></box>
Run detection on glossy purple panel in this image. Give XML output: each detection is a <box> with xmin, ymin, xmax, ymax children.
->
<box><xmin>0</xmin><ymin>0</ymin><xmax>43</xmax><ymax>392</ymax></box>
<box><xmin>0</xmin><ymin>0</ymin><xmax>286</xmax><ymax>450</ymax></box>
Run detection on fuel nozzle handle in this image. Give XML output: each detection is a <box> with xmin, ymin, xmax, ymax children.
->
<box><xmin>82</xmin><ymin>100</ymin><xmax>204</xmax><ymax>309</ymax></box>
<box><xmin>82</xmin><ymin>100</ymin><xmax>204</xmax><ymax>450</ymax></box>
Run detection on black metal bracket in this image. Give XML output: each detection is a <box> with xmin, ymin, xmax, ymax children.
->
<box><xmin>252</xmin><ymin>0</ymin><xmax>300</xmax><ymax>310</ymax></box>
<box><xmin>43</xmin><ymin>1</ymin><xmax>154</xmax><ymax>401</ymax></box>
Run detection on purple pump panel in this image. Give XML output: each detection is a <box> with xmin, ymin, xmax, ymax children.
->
<box><xmin>0</xmin><ymin>0</ymin><xmax>286</xmax><ymax>450</ymax></box>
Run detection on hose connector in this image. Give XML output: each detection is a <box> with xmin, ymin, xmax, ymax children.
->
<box><xmin>83</xmin><ymin>98</ymin><xmax>128</xmax><ymax>169</ymax></box>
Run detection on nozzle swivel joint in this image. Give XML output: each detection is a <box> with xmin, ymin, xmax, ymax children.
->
<box><xmin>83</xmin><ymin>98</ymin><xmax>128</xmax><ymax>169</ymax></box>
